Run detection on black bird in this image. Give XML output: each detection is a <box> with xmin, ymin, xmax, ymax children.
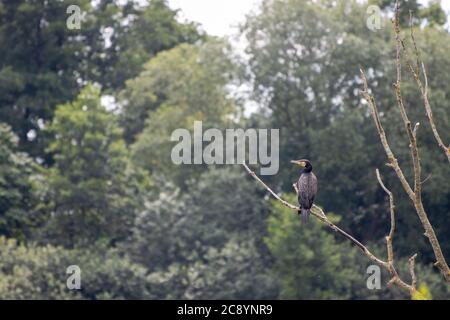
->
<box><xmin>291</xmin><ymin>159</ymin><xmax>317</xmax><ymax>224</ymax></box>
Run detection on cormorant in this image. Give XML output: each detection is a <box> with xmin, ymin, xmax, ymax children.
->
<box><xmin>291</xmin><ymin>159</ymin><xmax>317</xmax><ymax>224</ymax></box>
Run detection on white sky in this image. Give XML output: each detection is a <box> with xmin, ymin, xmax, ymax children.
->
<box><xmin>168</xmin><ymin>0</ymin><xmax>450</xmax><ymax>37</ymax></box>
<box><xmin>168</xmin><ymin>0</ymin><xmax>262</xmax><ymax>37</ymax></box>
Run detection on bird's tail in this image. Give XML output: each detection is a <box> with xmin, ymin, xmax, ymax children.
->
<box><xmin>299</xmin><ymin>209</ymin><xmax>309</xmax><ymax>224</ymax></box>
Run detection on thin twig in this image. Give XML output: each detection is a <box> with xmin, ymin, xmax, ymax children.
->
<box><xmin>404</xmin><ymin>10</ymin><xmax>450</xmax><ymax>163</ymax></box>
<box><xmin>292</xmin><ymin>183</ymin><xmax>299</xmax><ymax>194</ymax></box>
<box><xmin>409</xmin><ymin>253</ymin><xmax>418</xmax><ymax>290</ymax></box>
<box><xmin>392</xmin><ymin>1</ymin><xmax>422</xmax><ymax>201</ymax></box>
<box><xmin>375</xmin><ymin>169</ymin><xmax>418</xmax><ymax>294</ymax></box>
<box><xmin>421</xmin><ymin>172</ymin><xmax>432</xmax><ymax>184</ymax></box>
<box><xmin>376</xmin><ymin>169</ymin><xmax>395</xmax><ymax>265</ymax></box>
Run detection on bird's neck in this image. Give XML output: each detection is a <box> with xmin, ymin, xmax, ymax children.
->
<box><xmin>301</xmin><ymin>168</ymin><xmax>312</xmax><ymax>173</ymax></box>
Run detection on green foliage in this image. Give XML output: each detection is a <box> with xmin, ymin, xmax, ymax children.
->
<box><xmin>121</xmin><ymin>40</ymin><xmax>236</xmax><ymax>143</ymax></box>
<box><xmin>374</xmin><ymin>0</ymin><xmax>447</xmax><ymax>27</ymax></box>
<box><xmin>0</xmin><ymin>237</ymin><xmax>154</xmax><ymax>299</ymax></box>
<box><xmin>128</xmin><ymin>167</ymin><xmax>268</xmax><ymax>267</ymax></box>
<box><xmin>104</xmin><ymin>0</ymin><xmax>204</xmax><ymax>90</ymax></box>
<box><xmin>265</xmin><ymin>195</ymin><xmax>366</xmax><ymax>299</ymax></box>
<box><xmin>125</xmin><ymin>40</ymin><xmax>238</xmax><ymax>185</ymax></box>
<box><xmin>0</xmin><ymin>123</ymin><xmax>37</xmax><ymax>240</ymax></box>
<box><xmin>0</xmin><ymin>237</ymin><xmax>77</xmax><ymax>299</ymax></box>
<box><xmin>0</xmin><ymin>0</ymin><xmax>92</xmax><ymax>158</ymax></box>
<box><xmin>0</xmin><ymin>0</ymin><xmax>201</xmax><ymax>159</ymax></box>
<box><xmin>405</xmin><ymin>262</ymin><xmax>449</xmax><ymax>300</ymax></box>
<box><xmin>126</xmin><ymin>167</ymin><xmax>277</xmax><ymax>299</ymax></box>
<box><xmin>0</xmin><ymin>0</ymin><xmax>448</xmax><ymax>300</ymax></box>
<box><xmin>147</xmin><ymin>238</ymin><xmax>278</xmax><ymax>299</ymax></box>
<box><xmin>39</xmin><ymin>84</ymin><xmax>147</xmax><ymax>247</ymax></box>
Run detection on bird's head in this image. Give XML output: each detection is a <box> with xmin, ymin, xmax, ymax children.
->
<box><xmin>290</xmin><ymin>159</ymin><xmax>313</xmax><ymax>172</ymax></box>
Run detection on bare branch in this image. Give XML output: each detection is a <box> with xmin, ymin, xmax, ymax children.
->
<box><xmin>395</xmin><ymin>0</ymin><xmax>449</xmax><ymax>282</ymax></box>
<box><xmin>409</xmin><ymin>253</ymin><xmax>418</xmax><ymax>290</ymax></box>
<box><xmin>392</xmin><ymin>1</ymin><xmax>422</xmax><ymax>200</ymax></box>
<box><xmin>376</xmin><ymin>169</ymin><xmax>395</xmax><ymax>264</ymax></box>
<box><xmin>403</xmin><ymin>9</ymin><xmax>450</xmax><ymax>163</ymax></box>
<box><xmin>361</xmin><ymin>67</ymin><xmax>450</xmax><ymax>282</ymax></box>
<box><xmin>242</xmin><ymin>162</ymin><xmax>298</xmax><ymax>212</ymax></box>
<box><xmin>375</xmin><ymin>168</ymin><xmax>419</xmax><ymax>294</ymax></box>
<box><xmin>359</xmin><ymin>0</ymin><xmax>450</xmax><ymax>283</ymax></box>
<box><xmin>409</xmin><ymin>11</ymin><xmax>421</xmax><ymax>76</ymax></box>
<box><xmin>360</xmin><ymin>69</ymin><xmax>414</xmax><ymax>200</ymax></box>
<box><xmin>242</xmin><ymin>162</ymin><xmax>419</xmax><ymax>296</ymax></box>
<box><xmin>421</xmin><ymin>172</ymin><xmax>432</xmax><ymax>185</ymax></box>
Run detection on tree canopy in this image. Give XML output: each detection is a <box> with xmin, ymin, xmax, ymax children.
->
<box><xmin>0</xmin><ymin>0</ymin><xmax>448</xmax><ymax>300</ymax></box>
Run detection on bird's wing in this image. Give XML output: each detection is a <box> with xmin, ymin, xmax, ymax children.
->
<box><xmin>298</xmin><ymin>174</ymin><xmax>313</xmax><ymax>209</ymax></box>
<box><xmin>311</xmin><ymin>172</ymin><xmax>318</xmax><ymax>197</ymax></box>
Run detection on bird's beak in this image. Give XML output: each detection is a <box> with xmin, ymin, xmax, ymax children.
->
<box><xmin>291</xmin><ymin>160</ymin><xmax>306</xmax><ymax>167</ymax></box>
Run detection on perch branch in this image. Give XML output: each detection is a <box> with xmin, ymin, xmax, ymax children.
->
<box><xmin>243</xmin><ymin>162</ymin><xmax>418</xmax><ymax>296</ymax></box>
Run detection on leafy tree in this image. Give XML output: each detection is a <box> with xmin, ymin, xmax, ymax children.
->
<box><xmin>102</xmin><ymin>0</ymin><xmax>204</xmax><ymax>90</ymax></box>
<box><xmin>0</xmin><ymin>237</ymin><xmax>154</xmax><ymax>299</ymax></box>
<box><xmin>265</xmin><ymin>195</ymin><xmax>365</xmax><ymax>299</ymax></box>
<box><xmin>121</xmin><ymin>40</ymin><xmax>236</xmax><ymax>143</ymax></box>
<box><xmin>0</xmin><ymin>237</ymin><xmax>79</xmax><ymax>299</ymax></box>
<box><xmin>419</xmin><ymin>0</ymin><xmax>447</xmax><ymax>26</ymax></box>
<box><xmin>126</xmin><ymin>167</ymin><xmax>277</xmax><ymax>298</ymax></box>
<box><xmin>125</xmin><ymin>40</ymin><xmax>239</xmax><ymax>185</ymax></box>
<box><xmin>373</xmin><ymin>0</ymin><xmax>447</xmax><ymax>27</ymax></box>
<box><xmin>38</xmin><ymin>84</ymin><xmax>146</xmax><ymax>247</ymax></box>
<box><xmin>128</xmin><ymin>167</ymin><xmax>268</xmax><ymax>268</ymax></box>
<box><xmin>0</xmin><ymin>0</ymin><xmax>202</xmax><ymax>159</ymax></box>
<box><xmin>0</xmin><ymin>0</ymin><xmax>91</xmax><ymax>158</ymax></box>
<box><xmin>0</xmin><ymin>0</ymin><xmax>448</xmax><ymax>300</ymax></box>
<box><xmin>0</xmin><ymin>123</ymin><xmax>38</xmax><ymax>240</ymax></box>
<box><xmin>147</xmin><ymin>238</ymin><xmax>278</xmax><ymax>299</ymax></box>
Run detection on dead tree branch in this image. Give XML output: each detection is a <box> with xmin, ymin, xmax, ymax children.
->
<box><xmin>359</xmin><ymin>0</ymin><xmax>450</xmax><ymax>283</ymax></box>
<box><xmin>402</xmin><ymin>12</ymin><xmax>450</xmax><ymax>163</ymax></box>
<box><xmin>243</xmin><ymin>162</ymin><xmax>419</xmax><ymax>296</ymax></box>
<box><xmin>376</xmin><ymin>169</ymin><xmax>395</xmax><ymax>265</ymax></box>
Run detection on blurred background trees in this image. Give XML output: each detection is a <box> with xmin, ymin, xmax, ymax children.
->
<box><xmin>0</xmin><ymin>0</ymin><xmax>448</xmax><ymax>299</ymax></box>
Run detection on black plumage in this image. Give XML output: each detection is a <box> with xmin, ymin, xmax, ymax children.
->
<box><xmin>291</xmin><ymin>159</ymin><xmax>317</xmax><ymax>224</ymax></box>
